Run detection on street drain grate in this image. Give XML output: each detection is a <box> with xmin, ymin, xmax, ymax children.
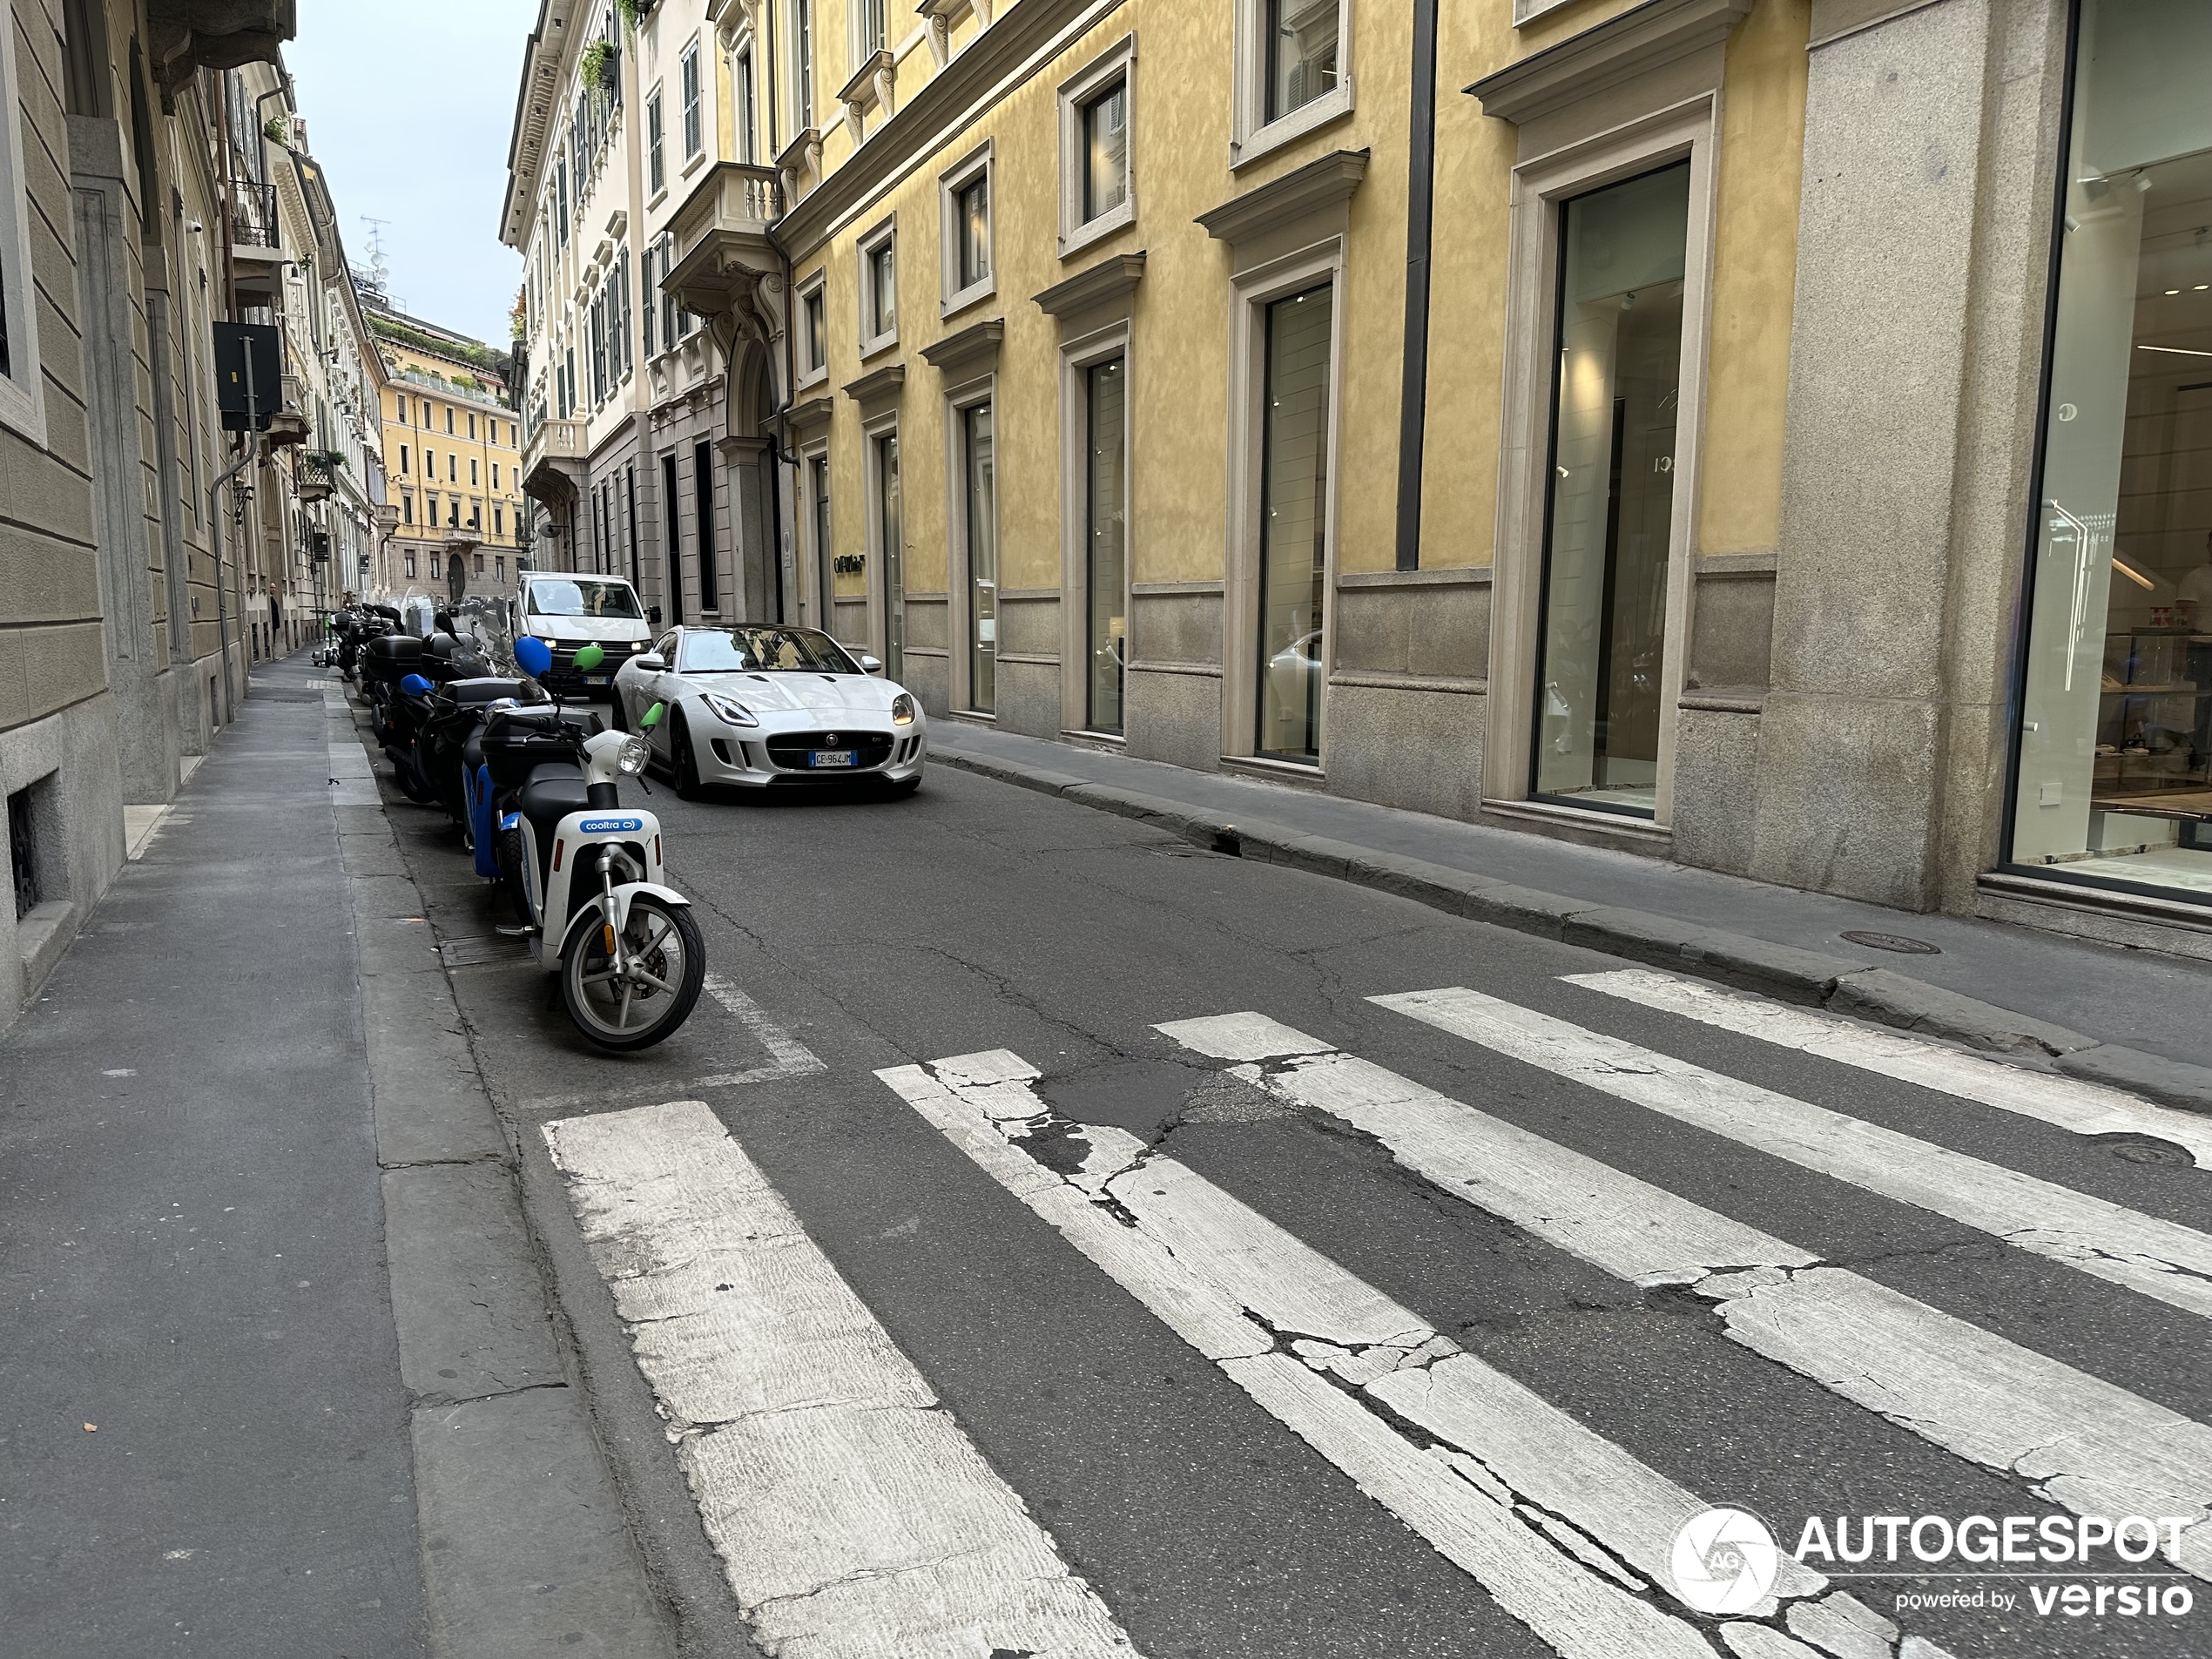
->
<box><xmin>1839</xmin><ymin>929</ymin><xmax>1941</xmax><ymax>955</ymax></box>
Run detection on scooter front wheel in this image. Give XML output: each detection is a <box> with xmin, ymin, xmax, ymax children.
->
<box><xmin>559</xmin><ymin>894</ymin><xmax>706</xmax><ymax>1051</ymax></box>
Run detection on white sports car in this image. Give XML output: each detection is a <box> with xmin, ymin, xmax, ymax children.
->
<box><xmin>611</xmin><ymin>624</ymin><xmax>927</xmax><ymax>797</ymax></box>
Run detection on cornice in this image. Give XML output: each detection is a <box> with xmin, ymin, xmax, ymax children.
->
<box><xmin>842</xmin><ymin>362</ymin><xmax>908</xmax><ymax>404</ymax></box>
<box><xmin>1033</xmin><ymin>252</ymin><xmax>1145</xmax><ymax>319</ymax></box>
<box><xmin>918</xmin><ymin>318</ymin><xmax>1004</xmax><ymax>375</ymax></box>
<box><xmin>782</xmin><ymin>395</ymin><xmax>836</xmax><ymax>430</ymax></box>
<box><xmin>1197</xmin><ymin>150</ymin><xmax>1369</xmax><ymax>247</ymax></box>
<box><xmin>1467</xmin><ymin>0</ymin><xmax>1753</xmax><ymax>125</ymax></box>
<box><xmin>777</xmin><ymin>0</ymin><xmax>1122</xmax><ymax>253</ymax></box>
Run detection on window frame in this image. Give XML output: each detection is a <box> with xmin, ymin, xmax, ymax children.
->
<box><xmin>1230</xmin><ymin>0</ymin><xmax>1352</xmax><ymax>172</ymax></box>
<box><xmin>1056</xmin><ymin>36</ymin><xmax>1136</xmax><ymax>260</ymax></box>
<box><xmin>1057</xmin><ymin>320</ymin><xmax>1133</xmax><ymax>738</ymax></box>
<box><xmin>863</xmin><ymin>412</ymin><xmax>903</xmax><ymax>678</ymax></box>
<box><xmin>679</xmin><ymin>37</ymin><xmax>705</xmax><ymax>164</ymax></box>
<box><xmin>857</xmin><ymin>215</ymin><xmax>899</xmax><ymax>356</ymax></box>
<box><xmin>646</xmin><ymin>86</ymin><xmax>666</xmax><ymax>198</ymax></box>
<box><xmin>800</xmin><ymin>438</ymin><xmax>834</xmax><ymax>633</ymax></box>
<box><xmin>795</xmin><ymin>271</ymin><xmax>830</xmax><ymax>388</ymax></box>
<box><xmin>944</xmin><ymin>375</ymin><xmax>999</xmax><ymax>715</ymax></box>
<box><xmin>938</xmin><ymin>142</ymin><xmax>995</xmax><ymax>318</ymax></box>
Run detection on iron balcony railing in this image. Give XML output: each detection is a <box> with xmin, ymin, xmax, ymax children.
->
<box><xmin>228</xmin><ymin>177</ymin><xmax>280</xmax><ymax>251</ymax></box>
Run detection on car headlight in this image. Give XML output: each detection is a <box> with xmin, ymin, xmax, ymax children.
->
<box><xmin>891</xmin><ymin>692</ymin><xmax>916</xmax><ymax>726</ymax></box>
<box><xmin>700</xmin><ymin>691</ymin><xmax>759</xmax><ymax>727</ymax></box>
<box><xmin>616</xmin><ymin>735</ymin><xmax>651</xmax><ymax>776</ymax></box>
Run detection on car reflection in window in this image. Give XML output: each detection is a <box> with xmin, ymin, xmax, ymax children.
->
<box><xmin>678</xmin><ymin>626</ymin><xmax>861</xmax><ymax>675</ymax></box>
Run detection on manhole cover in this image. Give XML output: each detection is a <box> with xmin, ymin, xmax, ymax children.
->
<box><xmin>2089</xmin><ymin>1133</ymin><xmax>2194</xmax><ymax>1168</ymax></box>
<box><xmin>1840</xmin><ymin>930</ymin><xmax>1941</xmax><ymax>955</ymax></box>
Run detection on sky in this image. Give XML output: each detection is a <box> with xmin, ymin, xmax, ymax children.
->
<box><xmin>285</xmin><ymin>0</ymin><xmax>541</xmax><ymax>348</ymax></box>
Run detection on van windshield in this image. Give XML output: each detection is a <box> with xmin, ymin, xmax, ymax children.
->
<box><xmin>679</xmin><ymin>627</ymin><xmax>860</xmax><ymax>674</ymax></box>
<box><xmin>525</xmin><ymin>579</ymin><xmax>642</xmax><ymax>620</ymax></box>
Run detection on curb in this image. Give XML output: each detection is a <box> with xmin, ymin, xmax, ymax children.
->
<box><xmin>932</xmin><ymin>745</ymin><xmax>2212</xmax><ymax>1118</ymax></box>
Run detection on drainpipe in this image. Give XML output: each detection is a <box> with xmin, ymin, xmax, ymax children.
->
<box><xmin>1393</xmin><ymin>0</ymin><xmax>1440</xmax><ymax>572</ymax></box>
<box><xmin>765</xmin><ymin>0</ymin><xmax>797</xmax><ymax>624</ymax></box>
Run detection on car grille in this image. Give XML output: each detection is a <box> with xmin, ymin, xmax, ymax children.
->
<box><xmin>765</xmin><ymin>730</ymin><xmax>894</xmax><ymax>771</ymax></box>
<box><xmin>546</xmin><ymin>641</ymin><xmax>637</xmax><ymax>674</ymax></box>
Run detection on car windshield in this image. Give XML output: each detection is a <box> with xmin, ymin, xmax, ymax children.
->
<box><xmin>679</xmin><ymin>627</ymin><xmax>860</xmax><ymax>674</ymax></box>
<box><xmin>525</xmin><ymin>578</ymin><xmax>642</xmax><ymax>619</ymax></box>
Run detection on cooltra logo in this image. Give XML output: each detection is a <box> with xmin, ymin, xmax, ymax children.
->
<box><xmin>1671</xmin><ymin>1508</ymin><xmax>1783</xmax><ymax>1615</ymax></box>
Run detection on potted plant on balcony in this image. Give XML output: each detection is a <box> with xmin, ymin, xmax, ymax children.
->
<box><xmin>582</xmin><ymin>38</ymin><xmax>618</xmax><ymax>101</ymax></box>
<box><xmin>298</xmin><ymin>448</ymin><xmax>347</xmax><ymax>502</ymax></box>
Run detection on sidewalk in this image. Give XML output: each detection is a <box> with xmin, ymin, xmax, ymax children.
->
<box><xmin>928</xmin><ymin>724</ymin><xmax>2212</xmax><ymax>1107</ymax></box>
<box><xmin>0</xmin><ymin>650</ymin><xmax>670</xmax><ymax>1658</ymax></box>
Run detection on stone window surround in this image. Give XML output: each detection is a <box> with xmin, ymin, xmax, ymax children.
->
<box><xmin>799</xmin><ymin>432</ymin><xmax>833</xmax><ymax>632</ymax></box>
<box><xmin>1219</xmin><ymin>238</ymin><xmax>1347</xmax><ymax>768</ymax></box>
<box><xmin>940</xmin><ymin>366</ymin><xmax>1000</xmax><ymax>716</ymax></box>
<box><xmin>1055</xmin><ymin>316</ymin><xmax>1133</xmax><ymax>740</ymax></box>
<box><xmin>938</xmin><ymin>140</ymin><xmax>995</xmax><ymax>318</ymax></box>
<box><xmin>793</xmin><ymin>269</ymin><xmax>830</xmax><ymax>388</ymax></box>
<box><xmin>856</xmin><ymin>212</ymin><xmax>899</xmax><ymax>357</ymax></box>
<box><xmin>1229</xmin><ymin>0</ymin><xmax>1354</xmax><ymax>173</ymax></box>
<box><xmin>860</xmin><ymin>403</ymin><xmax>901</xmax><ymax>662</ymax></box>
<box><xmin>0</xmin><ymin>13</ymin><xmax>44</xmax><ymax>444</ymax></box>
<box><xmin>1484</xmin><ymin>95</ymin><xmax>1723</xmax><ymax>834</ymax></box>
<box><xmin>1055</xmin><ymin>33</ymin><xmax>1136</xmax><ymax>260</ymax></box>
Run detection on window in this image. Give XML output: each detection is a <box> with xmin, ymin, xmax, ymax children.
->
<box><xmin>941</xmin><ymin>148</ymin><xmax>994</xmax><ymax>312</ymax></box>
<box><xmin>695</xmin><ymin>441</ymin><xmax>718</xmax><ymax>611</ymax></box>
<box><xmin>642</xmin><ymin>242</ymin><xmax>659</xmax><ymax>358</ymax></box>
<box><xmin>1058</xmin><ymin>41</ymin><xmax>1135</xmax><ymax>256</ymax></box>
<box><xmin>2011</xmin><ymin>1</ymin><xmax>2212</xmax><ymax>905</ymax></box>
<box><xmin>590</xmin><ymin>287</ymin><xmax>608</xmax><ymax>404</ymax></box>
<box><xmin>734</xmin><ymin>48</ymin><xmax>757</xmax><ymax>164</ymax></box>
<box><xmin>446</xmin><ymin>406</ymin><xmax>455</xmax><ymax>434</ymax></box>
<box><xmin>448</xmin><ymin>453</ymin><xmax>457</xmax><ymax>482</ymax></box>
<box><xmin>404</xmin><ymin>551</ymin><xmax>416</xmax><ymax>578</ymax></box>
<box><xmin>680</xmin><ymin>41</ymin><xmax>702</xmax><ymax>158</ymax></box>
<box><xmin>427</xmin><ymin>493</ymin><xmax>438</xmax><ymax>522</ymax></box>
<box><xmin>1233</xmin><ymin>0</ymin><xmax>1351</xmax><ymax>166</ymax></box>
<box><xmin>860</xmin><ymin>0</ymin><xmax>887</xmax><ymax>55</ymax></box>
<box><xmin>496</xmin><ymin>556</ymin><xmax>505</xmax><ymax>579</ymax></box>
<box><xmin>1256</xmin><ymin>283</ymin><xmax>1333</xmax><ymax>762</ymax></box>
<box><xmin>403</xmin><ymin>493</ymin><xmax>415</xmax><ymax>524</ymax></box>
<box><xmin>957</xmin><ymin>176</ymin><xmax>989</xmax><ymax>290</ymax></box>
<box><xmin>495</xmin><ymin>506</ymin><xmax>503</xmax><ymax>536</ymax></box>
<box><xmin>860</xmin><ymin>222</ymin><xmax>897</xmax><ymax>351</ymax></box>
<box><xmin>1085</xmin><ymin>356</ymin><xmax>1127</xmax><ymax>733</ymax></box>
<box><xmin>663</xmin><ymin>450</ymin><xmax>684</xmax><ymax>624</ymax></box>
<box><xmin>396</xmin><ymin>395</ymin><xmax>408</xmax><ymax>423</ymax></box>
<box><xmin>875</xmin><ymin>430</ymin><xmax>902</xmax><ymax>680</ymax></box>
<box><xmin>647</xmin><ymin>88</ymin><xmax>665</xmax><ymax>194</ymax></box>
<box><xmin>424</xmin><ymin>448</ymin><xmax>435</xmax><ymax>477</ymax></box>
<box><xmin>961</xmin><ymin>403</ymin><xmax>996</xmax><ymax>711</ymax></box>
<box><xmin>809</xmin><ymin>451</ymin><xmax>832</xmax><ymax>631</ymax></box>
<box><xmin>468</xmin><ymin>413</ymin><xmax>476</xmax><ymax>439</ymax></box>
<box><xmin>492</xmin><ymin>463</ymin><xmax>500</xmax><ymax>489</ymax></box>
<box><xmin>448</xmin><ymin>499</ymin><xmax>460</xmax><ymax>528</ymax></box>
<box><xmin>474</xmin><ymin>551</ymin><xmax>485</xmax><ymax>574</ymax></box>
<box><xmin>470</xmin><ymin>458</ymin><xmax>480</xmax><ymax>486</ymax></box>
<box><xmin>613</xmin><ymin>246</ymin><xmax>633</xmax><ymax>381</ymax></box>
<box><xmin>799</xmin><ymin>280</ymin><xmax>827</xmax><ymax>380</ymax></box>
<box><xmin>555</xmin><ymin>157</ymin><xmax>570</xmax><ymax>244</ymax></box>
<box><xmin>400</xmin><ymin>443</ymin><xmax>410</xmax><ymax>475</ymax></box>
<box><xmin>1531</xmin><ymin>162</ymin><xmax>1689</xmax><ymax>817</ymax></box>
<box><xmin>794</xmin><ymin>0</ymin><xmax>815</xmax><ymax>132</ymax></box>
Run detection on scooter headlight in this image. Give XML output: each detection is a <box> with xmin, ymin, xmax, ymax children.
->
<box><xmin>616</xmin><ymin>735</ymin><xmax>651</xmax><ymax>776</ymax></box>
<box><xmin>700</xmin><ymin>691</ymin><xmax>759</xmax><ymax>728</ymax></box>
<box><xmin>891</xmin><ymin>692</ymin><xmax>917</xmax><ymax>727</ymax></box>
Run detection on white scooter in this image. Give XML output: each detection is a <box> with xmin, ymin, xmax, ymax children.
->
<box><xmin>495</xmin><ymin>637</ymin><xmax>705</xmax><ymax>1050</ymax></box>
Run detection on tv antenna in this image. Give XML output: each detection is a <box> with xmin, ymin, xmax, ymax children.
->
<box><xmin>356</xmin><ymin>217</ymin><xmax>395</xmax><ymax>307</ymax></box>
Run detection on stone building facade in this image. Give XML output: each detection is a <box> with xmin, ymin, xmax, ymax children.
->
<box><xmin>502</xmin><ymin>0</ymin><xmax>2212</xmax><ymax>959</ymax></box>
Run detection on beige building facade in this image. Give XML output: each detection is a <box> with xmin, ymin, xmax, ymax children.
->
<box><xmin>504</xmin><ymin>0</ymin><xmax>2212</xmax><ymax>958</ymax></box>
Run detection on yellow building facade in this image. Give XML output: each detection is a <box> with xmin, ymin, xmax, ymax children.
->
<box><xmin>368</xmin><ymin>307</ymin><xmax>526</xmax><ymax>602</ymax></box>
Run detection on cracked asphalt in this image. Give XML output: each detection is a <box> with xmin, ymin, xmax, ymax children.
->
<box><xmin>389</xmin><ymin>759</ymin><xmax>2212</xmax><ymax>1659</ymax></box>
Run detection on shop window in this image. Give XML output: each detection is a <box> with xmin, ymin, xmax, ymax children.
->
<box><xmin>1530</xmin><ymin>161</ymin><xmax>1689</xmax><ymax>819</ymax></box>
<box><xmin>1256</xmin><ymin>285</ymin><xmax>1332</xmax><ymax>762</ymax></box>
<box><xmin>2012</xmin><ymin>0</ymin><xmax>2212</xmax><ymax>902</ymax></box>
<box><xmin>961</xmin><ymin>401</ymin><xmax>996</xmax><ymax>711</ymax></box>
<box><xmin>695</xmin><ymin>441</ymin><xmax>718</xmax><ymax>612</ymax></box>
<box><xmin>873</xmin><ymin>429</ymin><xmax>902</xmax><ymax>680</ymax></box>
<box><xmin>1085</xmin><ymin>354</ymin><xmax>1128</xmax><ymax>734</ymax></box>
<box><xmin>808</xmin><ymin>449</ymin><xmax>833</xmax><ymax>632</ymax></box>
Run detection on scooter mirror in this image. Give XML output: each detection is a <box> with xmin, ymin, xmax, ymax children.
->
<box><xmin>400</xmin><ymin>673</ymin><xmax>434</xmax><ymax>697</ymax></box>
<box><xmin>515</xmin><ymin>636</ymin><xmax>553</xmax><ymax>678</ymax></box>
<box><xmin>572</xmin><ymin>643</ymin><xmax>606</xmax><ymax>671</ymax></box>
<box><xmin>641</xmin><ymin>702</ymin><xmax>664</xmax><ymax>730</ymax></box>
<box><xmin>434</xmin><ymin>610</ymin><xmax>456</xmax><ymax>635</ymax></box>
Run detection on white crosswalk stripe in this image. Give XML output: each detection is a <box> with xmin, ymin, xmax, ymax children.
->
<box><xmin>1566</xmin><ymin>968</ymin><xmax>2212</xmax><ymax>1167</ymax></box>
<box><xmin>878</xmin><ymin>1051</ymin><xmax>1885</xmax><ymax>1659</ymax></box>
<box><xmin>1372</xmin><ymin>985</ymin><xmax>2212</xmax><ymax>1320</ymax></box>
<box><xmin>1156</xmin><ymin>1011</ymin><xmax>2212</xmax><ymax>1584</ymax></box>
<box><xmin>541</xmin><ymin>1100</ymin><xmax>1143</xmax><ymax>1659</ymax></box>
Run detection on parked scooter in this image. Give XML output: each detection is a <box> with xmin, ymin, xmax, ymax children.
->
<box><xmin>473</xmin><ymin>636</ymin><xmax>705</xmax><ymax>1050</ymax></box>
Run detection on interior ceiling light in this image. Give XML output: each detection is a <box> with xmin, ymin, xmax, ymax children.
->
<box><xmin>2113</xmin><ymin>556</ymin><xmax>2156</xmax><ymax>590</ymax></box>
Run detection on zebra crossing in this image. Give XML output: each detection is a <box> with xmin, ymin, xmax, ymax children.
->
<box><xmin>538</xmin><ymin>967</ymin><xmax>2212</xmax><ymax>1659</ymax></box>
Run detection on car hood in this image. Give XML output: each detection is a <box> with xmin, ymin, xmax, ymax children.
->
<box><xmin>682</xmin><ymin>671</ymin><xmax>903</xmax><ymax>716</ymax></box>
<box><xmin>527</xmin><ymin>614</ymin><xmax>649</xmax><ymax>643</ymax></box>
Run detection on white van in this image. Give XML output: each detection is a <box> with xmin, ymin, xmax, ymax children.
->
<box><xmin>515</xmin><ymin>572</ymin><xmax>653</xmax><ymax>701</ymax></box>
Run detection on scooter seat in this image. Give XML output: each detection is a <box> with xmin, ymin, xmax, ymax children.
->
<box><xmin>518</xmin><ymin>766</ymin><xmax>590</xmax><ymax>847</ymax></box>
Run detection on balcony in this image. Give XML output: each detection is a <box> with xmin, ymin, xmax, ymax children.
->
<box><xmin>295</xmin><ymin>449</ymin><xmax>343</xmax><ymax>502</ymax></box>
<box><xmin>521</xmin><ymin>416</ymin><xmax>587</xmax><ymax>506</ymax></box>
<box><xmin>229</xmin><ymin>177</ymin><xmax>285</xmax><ymax>303</ymax></box>
<box><xmin>662</xmin><ymin>164</ymin><xmax>783</xmax><ymax>327</ymax></box>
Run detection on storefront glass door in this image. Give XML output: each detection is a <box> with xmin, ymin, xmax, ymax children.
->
<box><xmin>965</xmin><ymin>403</ymin><xmax>996</xmax><ymax>713</ymax></box>
<box><xmin>2013</xmin><ymin>0</ymin><xmax>2212</xmax><ymax>900</ymax></box>
<box><xmin>877</xmin><ymin>433</ymin><xmax>902</xmax><ymax>682</ymax></box>
<box><xmin>1531</xmin><ymin>162</ymin><xmax>1689</xmax><ymax>818</ymax></box>
<box><xmin>1256</xmin><ymin>283</ymin><xmax>1333</xmax><ymax>762</ymax></box>
<box><xmin>1086</xmin><ymin>356</ymin><xmax>1127</xmax><ymax>733</ymax></box>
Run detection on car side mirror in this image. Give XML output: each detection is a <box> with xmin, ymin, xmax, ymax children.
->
<box><xmin>635</xmin><ymin>652</ymin><xmax>664</xmax><ymax>671</ymax></box>
<box><xmin>859</xmin><ymin>653</ymin><xmax>884</xmax><ymax>676</ymax></box>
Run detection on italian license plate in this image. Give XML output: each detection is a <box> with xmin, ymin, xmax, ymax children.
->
<box><xmin>809</xmin><ymin>750</ymin><xmax>855</xmax><ymax>768</ymax></box>
<box><xmin>584</xmin><ymin>675</ymin><xmax>610</xmax><ymax>685</ymax></box>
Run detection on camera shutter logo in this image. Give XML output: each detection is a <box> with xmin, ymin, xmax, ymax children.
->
<box><xmin>1671</xmin><ymin>1507</ymin><xmax>1782</xmax><ymax>1615</ymax></box>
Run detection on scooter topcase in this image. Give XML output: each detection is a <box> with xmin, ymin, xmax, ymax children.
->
<box><xmin>361</xmin><ymin>634</ymin><xmax>425</xmax><ymax>677</ymax></box>
<box><xmin>479</xmin><ymin>705</ymin><xmax>605</xmax><ymax>792</ymax></box>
